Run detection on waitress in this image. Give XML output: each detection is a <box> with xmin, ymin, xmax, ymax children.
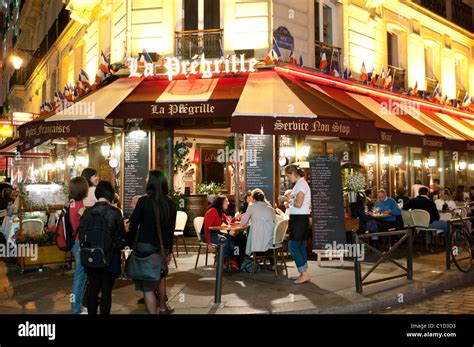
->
<box><xmin>285</xmin><ymin>165</ymin><xmax>311</xmax><ymax>284</ymax></box>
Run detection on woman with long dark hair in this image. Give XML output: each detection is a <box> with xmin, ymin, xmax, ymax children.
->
<box><xmin>81</xmin><ymin>168</ymin><xmax>100</xmax><ymax>207</ymax></box>
<box><xmin>285</xmin><ymin>165</ymin><xmax>311</xmax><ymax>284</ymax></box>
<box><xmin>128</xmin><ymin>170</ymin><xmax>177</xmax><ymax>314</ymax></box>
<box><xmin>202</xmin><ymin>195</ymin><xmax>236</xmax><ymax>270</ymax></box>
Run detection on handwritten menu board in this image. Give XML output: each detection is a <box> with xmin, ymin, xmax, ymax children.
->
<box><xmin>245</xmin><ymin>135</ymin><xmax>274</xmax><ymax>202</ymax></box>
<box><xmin>309</xmin><ymin>156</ymin><xmax>346</xmax><ymax>250</ymax></box>
<box><xmin>123</xmin><ymin>133</ymin><xmax>149</xmax><ymax>218</ymax></box>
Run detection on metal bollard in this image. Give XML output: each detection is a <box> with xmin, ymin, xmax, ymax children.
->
<box><xmin>353</xmin><ymin>233</ymin><xmax>362</xmax><ymax>294</ymax></box>
<box><xmin>214</xmin><ymin>236</ymin><xmax>226</xmax><ymax>305</ymax></box>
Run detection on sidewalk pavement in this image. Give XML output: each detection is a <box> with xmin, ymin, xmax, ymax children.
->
<box><xmin>1</xmin><ymin>247</ymin><xmax>474</xmax><ymax>314</ymax></box>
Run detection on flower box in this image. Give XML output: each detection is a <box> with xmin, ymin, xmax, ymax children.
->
<box><xmin>17</xmin><ymin>245</ymin><xmax>72</xmax><ymax>272</ymax></box>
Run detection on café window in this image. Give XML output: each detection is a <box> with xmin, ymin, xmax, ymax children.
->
<box><xmin>379</xmin><ymin>145</ymin><xmax>390</xmax><ymax>193</ymax></box>
<box><xmin>425</xmin><ymin>149</ymin><xmax>440</xmax><ymax>189</ymax></box>
<box><xmin>363</xmin><ymin>143</ymin><xmax>378</xmax><ymax>195</ymax></box>
<box><xmin>442</xmin><ymin>150</ymin><xmax>455</xmax><ymax>190</ymax></box>
<box><xmin>392</xmin><ymin>146</ymin><xmax>408</xmax><ymax>196</ymax></box>
<box><xmin>455</xmin><ymin>152</ymin><xmax>469</xmax><ymax>188</ymax></box>
<box><xmin>409</xmin><ymin>147</ymin><xmax>424</xmax><ymax>192</ymax></box>
<box><xmin>315</xmin><ymin>0</ymin><xmax>336</xmax><ymax>45</ymax></box>
<box><xmin>183</xmin><ymin>0</ymin><xmax>220</xmax><ymax>30</ymax></box>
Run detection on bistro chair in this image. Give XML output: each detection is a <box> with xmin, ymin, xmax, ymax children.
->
<box><xmin>410</xmin><ymin>209</ymin><xmax>440</xmax><ymax>249</ymax></box>
<box><xmin>401</xmin><ymin>209</ymin><xmax>414</xmax><ymax>228</ymax></box>
<box><xmin>21</xmin><ymin>219</ymin><xmax>44</xmax><ymax>236</ymax></box>
<box><xmin>193</xmin><ymin>217</ymin><xmax>217</xmax><ymax>269</ymax></box>
<box><xmin>251</xmin><ymin>219</ymin><xmax>289</xmax><ymax>277</ymax></box>
<box><xmin>174</xmin><ymin>211</ymin><xmax>188</xmax><ymax>257</ymax></box>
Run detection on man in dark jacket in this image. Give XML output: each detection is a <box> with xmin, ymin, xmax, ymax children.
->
<box><xmin>403</xmin><ymin>187</ymin><xmax>448</xmax><ymax>235</ymax></box>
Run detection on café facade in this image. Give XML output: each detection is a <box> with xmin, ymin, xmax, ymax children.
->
<box><xmin>13</xmin><ymin>58</ymin><xmax>474</xmax><ymax>218</ymax></box>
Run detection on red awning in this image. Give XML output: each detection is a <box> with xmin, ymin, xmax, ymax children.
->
<box><xmin>231</xmin><ymin>70</ymin><xmax>377</xmax><ymax>140</ymax></box>
<box><xmin>107</xmin><ymin>76</ymin><xmax>248</xmax><ymax>119</ymax></box>
<box><xmin>275</xmin><ymin>65</ymin><xmax>474</xmax><ymax>152</ymax></box>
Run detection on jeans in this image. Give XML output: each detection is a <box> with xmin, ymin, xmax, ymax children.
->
<box><xmin>71</xmin><ymin>240</ymin><xmax>87</xmax><ymax>314</ymax></box>
<box><xmin>86</xmin><ymin>269</ymin><xmax>116</xmax><ymax>315</ymax></box>
<box><xmin>288</xmin><ymin>240</ymin><xmax>308</xmax><ymax>273</ymax></box>
<box><xmin>429</xmin><ymin>220</ymin><xmax>449</xmax><ymax>236</ymax></box>
<box><xmin>203</xmin><ymin>232</ymin><xmax>234</xmax><ymax>258</ymax></box>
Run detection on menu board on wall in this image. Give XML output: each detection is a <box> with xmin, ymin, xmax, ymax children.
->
<box><xmin>245</xmin><ymin>134</ymin><xmax>274</xmax><ymax>202</ymax></box>
<box><xmin>123</xmin><ymin>133</ymin><xmax>149</xmax><ymax>218</ymax></box>
<box><xmin>309</xmin><ymin>156</ymin><xmax>346</xmax><ymax>250</ymax></box>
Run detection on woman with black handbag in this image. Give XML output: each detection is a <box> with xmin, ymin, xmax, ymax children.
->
<box><xmin>127</xmin><ymin>170</ymin><xmax>177</xmax><ymax>314</ymax></box>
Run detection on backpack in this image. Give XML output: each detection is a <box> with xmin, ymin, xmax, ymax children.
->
<box><xmin>54</xmin><ymin>206</ymin><xmax>75</xmax><ymax>252</ymax></box>
<box><xmin>78</xmin><ymin>208</ymin><xmax>113</xmax><ymax>269</ymax></box>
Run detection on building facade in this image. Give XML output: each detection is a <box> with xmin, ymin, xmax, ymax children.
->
<box><xmin>0</xmin><ymin>0</ymin><xmax>473</xmax><ymax>196</ymax></box>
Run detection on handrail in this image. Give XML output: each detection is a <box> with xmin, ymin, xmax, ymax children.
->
<box><xmin>176</xmin><ymin>28</ymin><xmax>223</xmax><ymax>35</ymax></box>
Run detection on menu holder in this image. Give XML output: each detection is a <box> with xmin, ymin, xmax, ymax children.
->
<box><xmin>244</xmin><ymin>134</ymin><xmax>274</xmax><ymax>202</ymax></box>
<box><xmin>123</xmin><ymin>132</ymin><xmax>149</xmax><ymax>218</ymax></box>
<box><xmin>309</xmin><ymin>156</ymin><xmax>346</xmax><ymax>251</ymax></box>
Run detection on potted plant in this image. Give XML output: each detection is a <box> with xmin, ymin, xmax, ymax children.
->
<box><xmin>344</xmin><ymin>172</ymin><xmax>366</xmax><ymax>203</ymax></box>
<box><xmin>196</xmin><ymin>182</ymin><xmax>224</xmax><ymax>203</ymax></box>
<box><xmin>14</xmin><ymin>226</ymin><xmax>72</xmax><ymax>272</ymax></box>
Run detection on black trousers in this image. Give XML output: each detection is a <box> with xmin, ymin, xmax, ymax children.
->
<box><xmin>86</xmin><ymin>269</ymin><xmax>116</xmax><ymax>315</ymax></box>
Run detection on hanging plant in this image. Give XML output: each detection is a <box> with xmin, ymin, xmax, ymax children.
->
<box><xmin>174</xmin><ymin>137</ymin><xmax>192</xmax><ymax>173</ymax></box>
<box><xmin>224</xmin><ymin>135</ymin><xmax>235</xmax><ymax>151</ymax></box>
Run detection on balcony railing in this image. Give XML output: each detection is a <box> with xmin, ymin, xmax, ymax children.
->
<box><xmin>425</xmin><ymin>77</ymin><xmax>438</xmax><ymax>95</ymax></box>
<box><xmin>457</xmin><ymin>88</ymin><xmax>468</xmax><ymax>104</ymax></box>
<box><xmin>19</xmin><ymin>6</ymin><xmax>71</xmax><ymax>85</ymax></box>
<box><xmin>314</xmin><ymin>41</ymin><xmax>342</xmax><ymax>73</ymax></box>
<box><xmin>420</xmin><ymin>0</ymin><xmax>446</xmax><ymax>17</ymax></box>
<box><xmin>388</xmin><ymin>65</ymin><xmax>406</xmax><ymax>91</ymax></box>
<box><xmin>9</xmin><ymin>68</ymin><xmax>27</xmax><ymax>91</ymax></box>
<box><xmin>175</xmin><ymin>29</ymin><xmax>223</xmax><ymax>60</ymax></box>
<box><xmin>452</xmin><ymin>0</ymin><xmax>473</xmax><ymax>32</ymax></box>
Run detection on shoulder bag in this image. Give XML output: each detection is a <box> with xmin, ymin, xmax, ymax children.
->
<box><xmin>124</xmin><ymin>197</ymin><xmax>167</xmax><ymax>281</ymax></box>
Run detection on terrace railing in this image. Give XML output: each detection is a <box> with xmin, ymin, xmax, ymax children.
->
<box><xmin>175</xmin><ymin>29</ymin><xmax>224</xmax><ymax>60</ymax></box>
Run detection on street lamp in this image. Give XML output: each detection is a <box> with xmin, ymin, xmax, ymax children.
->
<box><xmin>100</xmin><ymin>140</ymin><xmax>111</xmax><ymax>157</ymax></box>
<box><xmin>10</xmin><ymin>55</ymin><xmax>23</xmax><ymax>70</ymax></box>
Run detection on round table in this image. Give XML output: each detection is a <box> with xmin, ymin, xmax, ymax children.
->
<box><xmin>209</xmin><ymin>224</ymin><xmax>248</xmax><ymax>236</ymax></box>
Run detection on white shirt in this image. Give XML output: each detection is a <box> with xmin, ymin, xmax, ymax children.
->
<box><xmin>435</xmin><ymin>199</ymin><xmax>457</xmax><ymax>211</ymax></box>
<box><xmin>289</xmin><ymin>177</ymin><xmax>311</xmax><ymax>215</ymax></box>
<box><xmin>83</xmin><ymin>186</ymin><xmax>97</xmax><ymax>207</ymax></box>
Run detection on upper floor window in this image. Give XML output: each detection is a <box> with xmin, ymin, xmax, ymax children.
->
<box><xmin>183</xmin><ymin>0</ymin><xmax>220</xmax><ymax>31</ymax></box>
<box><xmin>454</xmin><ymin>55</ymin><xmax>468</xmax><ymax>91</ymax></box>
<box><xmin>387</xmin><ymin>31</ymin><xmax>399</xmax><ymax>68</ymax></box>
<box><xmin>424</xmin><ymin>45</ymin><xmax>436</xmax><ymax>80</ymax></box>
<box><xmin>315</xmin><ymin>0</ymin><xmax>335</xmax><ymax>45</ymax></box>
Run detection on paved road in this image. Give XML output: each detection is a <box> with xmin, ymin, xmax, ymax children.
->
<box><xmin>382</xmin><ymin>285</ymin><xmax>474</xmax><ymax>314</ymax></box>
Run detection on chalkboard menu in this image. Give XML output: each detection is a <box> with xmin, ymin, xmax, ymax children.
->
<box><xmin>309</xmin><ymin>156</ymin><xmax>346</xmax><ymax>250</ymax></box>
<box><xmin>245</xmin><ymin>135</ymin><xmax>274</xmax><ymax>202</ymax></box>
<box><xmin>123</xmin><ymin>133</ymin><xmax>149</xmax><ymax>218</ymax></box>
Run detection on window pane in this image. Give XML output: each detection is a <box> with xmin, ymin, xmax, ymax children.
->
<box><xmin>387</xmin><ymin>32</ymin><xmax>399</xmax><ymax>67</ymax></box>
<box><xmin>204</xmin><ymin>0</ymin><xmax>220</xmax><ymax>29</ymax></box>
<box><xmin>314</xmin><ymin>1</ymin><xmax>320</xmax><ymax>42</ymax></box>
<box><xmin>184</xmin><ymin>0</ymin><xmax>198</xmax><ymax>31</ymax></box>
<box><xmin>424</xmin><ymin>46</ymin><xmax>435</xmax><ymax>80</ymax></box>
<box><xmin>322</xmin><ymin>4</ymin><xmax>332</xmax><ymax>45</ymax></box>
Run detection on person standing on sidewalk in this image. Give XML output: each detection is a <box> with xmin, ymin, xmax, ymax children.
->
<box><xmin>79</xmin><ymin>181</ymin><xmax>125</xmax><ymax>315</ymax></box>
<box><xmin>128</xmin><ymin>170</ymin><xmax>177</xmax><ymax>314</ymax></box>
<box><xmin>69</xmin><ymin>176</ymin><xmax>89</xmax><ymax>314</ymax></box>
<box><xmin>81</xmin><ymin>168</ymin><xmax>100</xmax><ymax>207</ymax></box>
<box><xmin>285</xmin><ymin>165</ymin><xmax>311</xmax><ymax>284</ymax></box>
